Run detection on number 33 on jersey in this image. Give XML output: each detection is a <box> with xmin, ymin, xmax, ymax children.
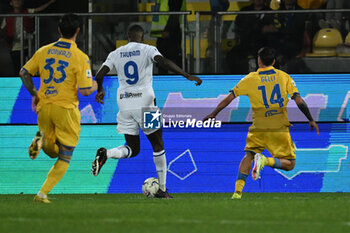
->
<box><xmin>23</xmin><ymin>38</ymin><xmax>93</xmax><ymax>109</ymax></box>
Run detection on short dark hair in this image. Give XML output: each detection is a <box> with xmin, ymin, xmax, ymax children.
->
<box><xmin>127</xmin><ymin>24</ymin><xmax>144</xmax><ymax>38</ymax></box>
<box><xmin>258</xmin><ymin>47</ymin><xmax>276</xmax><ymax>66</ymax></box>
<box><xmin>58</xmin><ymin>13</ymin><xmax>80</xmax><ymax>38</ymax></box>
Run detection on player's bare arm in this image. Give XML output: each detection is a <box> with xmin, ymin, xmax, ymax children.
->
<box><xmin>203</xmin><ymin>92</ymin><xmax>235</xmax><ymax>121</ymax></box>
<box><xmin>19</xmin><ymin>68</ymin><xmax>38</xmax><ymax>97</ymax></box>
<box><xmin>293</xmin><ymin>93</ymin><xmax>320</xmax><ymax>135</ymax></box>
<box><xmin>20</xmin><ymin>68</ymin><xmax>39</xmax><ymax>112</ymax></box>
<box><xmin>94</xmin><ymin>65</ymin><xmax>110</xmax><ymax>104</ymax></box>
<box><xmin>153</xmin><ymin>55</ymin><xmax>202</xmax><ymax>86</ymax></box>
<box><xmin>33</xmin><ymin>0</ymin><xmax>56</xmax><ymax>13</ymax></box>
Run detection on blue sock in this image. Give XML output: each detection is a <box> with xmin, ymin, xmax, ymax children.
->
<box><xmin>272</xmin><ymin>158</ymin><xmax>282</xmax><ymax>169</ymax></box>
<box><xmin>237</xmin><ymin>172</ymin><xmax>248</xmax><ymax>181</ymax></box>
<box><xmin>235</xmin><ymin>172</ymin><xmax>248</xmax><ymax>193</ymax></box>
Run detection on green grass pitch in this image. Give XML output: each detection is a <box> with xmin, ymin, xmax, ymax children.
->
<box><xmin>0</xmin><ymin>193</ymin><xmax>349</xmax><ymax>233</ymax></box>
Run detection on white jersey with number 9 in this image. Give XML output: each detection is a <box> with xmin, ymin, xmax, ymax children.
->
<box><xmin>102</xmin><ymin>42</ymin><xmax>162</xmax><ymax>111</ymax></box>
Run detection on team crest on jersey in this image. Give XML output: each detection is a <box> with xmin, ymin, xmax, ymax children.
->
<box><xmin>45</xmin><ymin>86</ymin><xmax>58</xmax><ymax>96</ymax></box>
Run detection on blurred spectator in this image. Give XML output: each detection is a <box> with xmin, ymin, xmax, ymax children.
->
<box><xmin>319</xmin><ymin>0</ymin><xmax>344</xmax><ymax>30</ymax></box>
<box><xmin>204</xmin><ymin>0</ymin><xmax>230</xmax><ymax>73</ymax></box>
<box><xmin>210</xmin><ymin>0</ymin><xmax>229</xmax><ymax>12</ymax></box>
<box><xmin>0</xmin><ymin>0</ymin><xmax>56</xmax><ymax>76</ymax></box>
<box><xmin>209</xmin><ymin>0</ymin><xmax>230</xmax><ymax>40</ymax></box>
<box><xmin>226</xmin><ymin>0</ymin><xmax>275</xmax><ymax>74</ymax></box>
<box><xmin>268</xmin><ymin>0</ymin><xmax>306</xmax><ymax>65</ymax></box>
<box><xmin>151</xmin><ymin>0</ymin><xmax>186</xmax><ymax>74</ymax></box>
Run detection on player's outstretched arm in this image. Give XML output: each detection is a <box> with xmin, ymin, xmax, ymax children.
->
<box><xmin>94</xmin><ymin>65</ymin><xmax>110</xmax><ymax>104</ymax></box>
<box><xmin>154</xmin><ymin>55</ymin><xmax>202</xmax><ymax>86</ymax></box>
<box><xmin>203</xmin><ymin>92</ymin><xmax>235</xmax><ymax>121</ymax></box>
<box><xmin>293</xmin><ymin>94</ymin><xmax>320</xmax><ymax>135</ymax></box>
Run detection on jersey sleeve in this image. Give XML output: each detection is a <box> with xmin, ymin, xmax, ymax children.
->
<box><xmin>148</xmin><ymin>45</ymin><xmax>162</xmax><ymax>62</ymax></box>
<box><xmin>230</xmin><ymin>75</ymin><xmax>250</xmax><ymax>98</ymax></box>
<box><xmin>23</xmin><ymin>50</ymin><xmax>39</xmax><ymax>76</ymax></box>
<box><xmin>102</xmin><ymin>51</ymin><xmax>116</xmax><ymax>71</ymax></box>
<box><xmin>286</xmin><ymin>75</ymin><xmax>299</xmax><ymax>98</ymax></box>
<box><xmin>77</xmin><ymin>55</ymin><xmax>93</xmax><ymax>89</ymax></box>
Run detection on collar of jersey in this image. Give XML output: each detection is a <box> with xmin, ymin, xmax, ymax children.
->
<box><xmin>58</xmin><ymin>38</ymin><xmax>77</xmax><ymax>47</ymax></box>
<box><xmin>257</xmin><ymin>66</ymin><xmax>275</xmax><ymax>72</ymax></box>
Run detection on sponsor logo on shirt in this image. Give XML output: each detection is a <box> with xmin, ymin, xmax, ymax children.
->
<box><xmin>265</xmin><ymin>109</ymin><xmax>282</xmax><ymax>117</ymax></box>
<box><xmin>119</xmin><ymin>92</ymin><xmax>142</xmax><ymax>99</ymax></box>
<box><xmin>44</xmin><ymin>86</ymin><xmax>58</xmax><ymax>96</ymax></box>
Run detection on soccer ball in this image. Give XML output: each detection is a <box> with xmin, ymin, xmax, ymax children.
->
<box><xmin>142</xmin><ymin>177</ymin><xmax>159</xmax><ymax>198</ymax></box>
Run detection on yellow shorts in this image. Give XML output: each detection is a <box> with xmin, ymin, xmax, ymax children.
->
<box><xmin>244</xmin><ymin>127</ymin><xmax>296</xmax><ymax>159</ymax></box>
<box><xmin>38</xmin><ymin>104</ymin><xmax>81</xmax><ymax>148</ymax></box>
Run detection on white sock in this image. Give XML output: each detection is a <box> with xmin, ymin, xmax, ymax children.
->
<box><xmin>153</xmin><ymin>150</ymin><xmax>167</xmax><ymax>191</ymax></box>
<box><xmin>107</xmin><ymin>145</ymin><xmax>131</xmax><ymax>159</ymax></box>
<box><xmin>37</xmin><ymin>191</ymin><xmax>47</xmax><ymax>198</ymax></box>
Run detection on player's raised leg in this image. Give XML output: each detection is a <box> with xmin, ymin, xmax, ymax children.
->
<box><xmin>261</xmin><ymin>131</ymin><xmax>296</xmax><ymax>172</ymax></box>
<box><xmin>33</xmin><ymin>105</ymin><xmax>60</xmax><ymax>159</ymax></box>
<box><xmin>232</xmin><ymin>151</ymin><xmax>255</xmax><ymax>199</ymax></box>
<box><xmin>260</xmin><ymin>155</ymin><xmax>295</xmax><ymax>171</ymax></box>
<box><xmin>146</xmin><ymin>128</ymin><xmax>172</xmax><ymax>199</ymax></box>
<box><xmin>251</xmin><ymin>154</ymin><xmax>296</xmax><ymax>181</ymax></box>
<box><xmin>29</xmin><ymin>127</ymin><xmax>59</xmax><ymax>160</ymax></box>
<box><xmin>252</xmin><ymin>153</ymin><xmax>265</xmax><ymax>180</ymax></box>
<box><xmin>91</xmin><ymin>134</ymin><xmax>137</xmax><ymax>176</ymax></box>
<box><xmin>28</xmin><ymin>131</ymin><xmax>44</xmax><ymax>159</ymax></box>
<box><xmin>42</xmin><ymin>138</ymin><xmax>59</xmax><ymax>158</ymax></box>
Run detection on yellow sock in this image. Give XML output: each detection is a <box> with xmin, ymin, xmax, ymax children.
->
<box><xmin>265</xmin><ymin>157</ymin><xmax>276</xmax><ymax>167</ymax></box>
<box><xmin>40</xmin><ymin>159</ymin><xmax>69</xmax><ymax>195</ymax></box>
<box><xmin>42</xmin><ymin>140</ymin><xmax>59</xmax><ymax>158</ymax></box>
<box><xmin>235</xmin><ymin>180</ymin><xmax>245</xmax><ymax>194</ymax></box>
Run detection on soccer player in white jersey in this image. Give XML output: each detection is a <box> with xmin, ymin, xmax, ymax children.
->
<box><xmin>91</xmin><ymin>24</ymin><xmax>202</xmax><ymax>198</ymax></box>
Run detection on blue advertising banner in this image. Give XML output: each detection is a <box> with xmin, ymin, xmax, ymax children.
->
<box><xmin>0</xmin><ymin>75</ymin><xmax>349</xmax><ymax>194</ymax></box>
<box><xmin>0</xmin><ymin>123</ymin><xmax>349</xmax><ymax>194</ymax></box>
<box><xmin>2</xmin><ymin>74</ymin><xmax>350</xmax><ymax>124</ymax></box>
